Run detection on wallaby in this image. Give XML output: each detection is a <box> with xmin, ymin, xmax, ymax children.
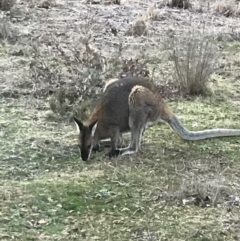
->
<box><xmin>74</xmin><ymin>76</ymin><xmax>240</xmax><ymax>161</ymax></box>
<box><xmin>103</xmin><ymin>78</ymin><xmax>119</xmax><ymax>92</ymax></box>
<box><xmin>74</xmin><ymin>76</ymin><xmax>157</xmax><ymax>161</ymax></box>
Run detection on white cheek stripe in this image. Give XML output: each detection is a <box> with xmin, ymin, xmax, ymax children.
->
<box><xmin>75</xmin><ymin>121</ymin><xmax>81</xmax><ymax>134</ymax></box>
<box><xmin>91</xmin><ymin>122</ymin><xmax>98</xmax><ymax>137</ymax></box>
<box><xmin>88</xmin><ymin>122</ymin><xmax>98</xmax><ymax>160</ymax></box>
<box><xmin>88</xmin><ymin>146</ymin><xmax>93</xmax><ymax>160</ymax></box>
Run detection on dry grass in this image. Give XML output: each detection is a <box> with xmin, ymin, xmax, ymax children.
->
<box><xmin>0</xmin><ymin>19</ymin><xmax>10</xmax><ymax>40</ymax></box>
<box><xmin>1</xmin><ymin>0</ymin><xmax>240</xmax><ymax>240</ymax></box>
<box><xmin>1</xmin><ymin>92</ymin><xmax>240</xmax><ymax>240</ymax></box>
<box><xmin>104</xmin><ymin>0</ymin><xmax>121</xmax><ymax>5</ymax></box>
<box><xmin>38</xmin><ymin>0</ymin><xmax>57</xmax><ymax>9</ymax></box>
<box><xmin>214</xmin><ymin>0</ymin><xmax>240</xmax><ymax>17</ymax></box>
<box><xmin>125</xmin><ymin>19</ymin><xmax>148</xmax><ymax>36</ymax></box>
<box><xmin>141</xmin><ymin>6</ymin><xmax>168</xmax><ymax>21</ymax></box>
<box><xmin>0</xmin><ymin>0</ymin><xmax>16</xmax><ymax>11</ymax></box>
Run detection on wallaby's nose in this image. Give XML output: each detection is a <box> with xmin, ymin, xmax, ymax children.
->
<box><xmin>81</xmin><ymin>150</ymin><xmax>89</xmax><ymax>161</ymax></box>
<box><xmin>82</xmin><ymin>156</ymin><xmax>88</xmax><ymax>161</ymax></box>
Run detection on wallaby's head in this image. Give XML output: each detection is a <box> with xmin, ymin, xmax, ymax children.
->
<box><xmin>73</xmin><ymin>117</ymin><xmax>97</xmax><ymax>161</ymax></box>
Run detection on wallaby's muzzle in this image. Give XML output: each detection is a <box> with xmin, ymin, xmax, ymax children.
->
<box><xmin>81</xmin><ymin>150</ymin><xmax>90</xmax><ymax>161</ymax></box>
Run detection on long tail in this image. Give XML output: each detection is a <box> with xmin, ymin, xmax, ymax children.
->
<box><xmin>163</xmin><ymin>112</ymin><xmax>240</xmax><ymax>141</ymax></box>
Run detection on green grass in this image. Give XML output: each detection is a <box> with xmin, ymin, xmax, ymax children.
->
<box><xmin>1</xmin><ymin>0</ymin><xmax>240</xmax><ymax>240</ymax></box>
<box><xmin>1</xmin><ymin>90</ymin><xmax>240</xmax><ymax>240</ymax></box>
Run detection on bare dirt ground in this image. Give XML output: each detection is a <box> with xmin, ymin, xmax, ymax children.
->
<box><xmin>1</xmin><ymin>0</ymin><xmax>240</xmax><ymax>240</ymax></box>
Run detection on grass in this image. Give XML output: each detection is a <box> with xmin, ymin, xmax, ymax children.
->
<box><xmin>1</xmin><ymin>84</ymin><xmax>240</xmax><ymax>240</ymax></box>
<box><xmin>1</xmin><ymin>0</ymin><xmax>240</xmax><ymax>240</ymax></box>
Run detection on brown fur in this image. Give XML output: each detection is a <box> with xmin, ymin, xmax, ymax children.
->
<box><xmin>74</xmin><ymin>77</ymin><xmax>158</xmax><ymax>160</ymax></box>
<box><xmin>74</xmin><ymin>76</ymin><xmax>240</xmax><ymax>161</ymax></box>
<box><xmin>103</xmin><ymin>78</ymin><xmax>119</xmax><ymax>92</ymax></box>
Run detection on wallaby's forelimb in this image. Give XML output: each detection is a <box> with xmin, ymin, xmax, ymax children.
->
<box><xmin>106</xmin><ymin>126</ymin><xmax>123</xmax><ymax>157</ymax></box>
<box><xmin>99</xmin><ymin>134</ymin><xmax>125</xmax><ymax>148</ymax></box>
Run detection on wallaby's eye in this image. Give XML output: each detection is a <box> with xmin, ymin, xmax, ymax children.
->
<box><xmin>87</xmin><ymin>144</ymin><xmax>91</xmax><ymax>149</ymax></box>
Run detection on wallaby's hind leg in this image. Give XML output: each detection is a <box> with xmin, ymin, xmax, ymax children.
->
<box><xmin>120</xmin><ymin>126</ymin><xmax>144</xmax><ymax>156</ymax></box>
<box><xmin>119</xmin><ymin>107</ymin><xmax>147</xmax><ymax>156</ymax></box>
<box><xmin>119</xmin><ymin>85</ymin><xmax>160</xmax><ymax>156</ymax></box>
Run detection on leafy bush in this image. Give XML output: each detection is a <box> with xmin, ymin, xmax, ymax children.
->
<box><xmin>0</xmin><ymin>0</ymin><xmax>16</xmax><ymax>11</ymax></box>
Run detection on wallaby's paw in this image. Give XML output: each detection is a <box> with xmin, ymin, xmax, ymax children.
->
<box><xmin>102</xmin><ymin>143</ymin><xmax>112</xmax><ymax>148</ymax></box>
<box><xmin>106</xmin><ymin>149</ymin><xmax>121</xmax><ymax>158</ymax></box>
<box><xmin>92</xmin><ymin>145</ymin><xmax>100</xmax><ymax>152</ymax></box>
<box><xmin>99</xmin><ymin>140</ymin><xmax>112</xmax><ymax>148</ymax></box>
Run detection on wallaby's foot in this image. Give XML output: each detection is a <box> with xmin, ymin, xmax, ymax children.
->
<box><xmin>101</xmin><ymin>143</ymin><xmax>127</xmax><ymax>149</ymax></box>
<box><xmin>102</xmin><ymin>143</ymin><xmax>111</xmax><ymax>148</ymax></box>
<box><xmin>99</xmin><ymin>140</ymin><xmax>112</xmax><ymax>148</ymax></box>
<box><xmin>99</xmin><ymin>141</ymin><xmax>126</xmax><ymax>149</ymax></box>
<box><xmin>119</xmin><ymin>148</ymin><xmax>137</xmax><ymax>156</ymax></box>
<box><xmin>106</xmin><ymin>149</ymin><xmax>121</xmax><ymax>158</ymax></box>
<box><xmin>92</xmin><ymin>144</ymin><xmax>102</xmax><ymax>153</ymax></box>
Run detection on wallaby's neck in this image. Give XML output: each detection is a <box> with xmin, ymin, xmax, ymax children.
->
<box><xmin>85</xmin><ymin>102</ymin><xmax>101</xmax><ymax>127</ymax></box>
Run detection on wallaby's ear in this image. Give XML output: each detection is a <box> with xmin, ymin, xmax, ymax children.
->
<box><xmin>73</xmin><ymin>117</ymin><xmax>84</xmax><ymax>134</ymax></box>
<box><xmin>89</xmin><ymin>119</ymin><xmax>98</xmax><ymax>131</ymax></box>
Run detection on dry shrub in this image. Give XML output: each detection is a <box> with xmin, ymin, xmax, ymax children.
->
<box><xmin>119</xmin><ymin>58</ymin><xmax>149</xmax><ymax>79</ymax></box>
<box><xmin>49</xmin><ymin>87</ymin><xmax>93</xmax><ymax>121</ymax></box>
<box><xmin>38</xmin><ymin>0</ymin><xmax>57</xmax><ymax>9</ymax></box>
<box><xmin>104</xmin><ymin>0</ymin><xmax>121</xmax><ymax>5</ymax></box>
<box><xmin>151</xmin><ymin>174</ymin><xmax>235</xmax><ymax>208</ymax></box>
<box><xmin>167</xmin><ymin>0</ymin><xmax>192</xmax><ymax>9</ymax></box>
<box><xmin>236</xmin><ymin>2</ymin><xmax>240</xmax><ymax>15</ymax></box>
<box><xmin>164</xmin><ymin>28</ymin><xmax>218</xmax><ymax>96</ymax></box>
<box><xmin>177</xmin><ymin>177</ymin><xmax>231</xmax><ymax>207</ymax></box>
<box><xmin>45</xmin><ymin>37</ymin><xmax>125</xmax><ymax>119</ymax></box>
<box><xmin>214</xmin><ymin>0</ymin><xmax>240</xmax><ymax>17</ymax></box>
<box><xmin>26</xmin><ymin>15</ymin><xmax>126</xmax><ymax>119</ymax></box>
<box><xmin>141</xmin><ymin>6</ymin><xmax>169</xmax><ymax>21</ymax></box>
<box><xmin>125</xmin><ymin>20</ymin><xmax>148</xmax><ymax>37</ymax></box>
<box><xmin>48</xmin><ymin>45</ymin><xmax>150</xmax><ymax>119</ymax></box>
<box><xmin>0</xmin><ymin>19</ymin><xmax>10</xmax><ymax>40</ymax></box>
<box><xmin>0</xmin><ymin>0</ymin><xmax>16</xmax><ymax>11</ymax></box>
<box><xmin>86</xmin><ymin>0</ymin><xmax>121</xmax><ymax>4</ymax></box>
<box><xmin>0</xmin><ymin>18</ymin><xmax>17</xmax><ymax>44</ymax></box>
